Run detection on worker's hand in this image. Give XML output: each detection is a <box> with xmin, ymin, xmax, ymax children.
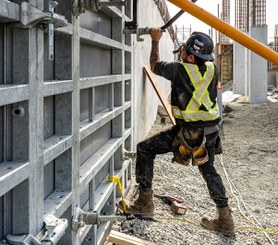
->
<box><xmin>149</xmin><ymin>28</ymin><xmax>163</xmax><ymax>41</ymax></box>
<box><xmin>177</xmin><ymin>44</ymin><xmax>184</xmax><ymax>53</ymax></box>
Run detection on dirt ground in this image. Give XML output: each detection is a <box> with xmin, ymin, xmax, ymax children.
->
<box><xmin>115</xmin><ymin>100</ymin><xmax>278</xmax><ymax>245</ymax></box>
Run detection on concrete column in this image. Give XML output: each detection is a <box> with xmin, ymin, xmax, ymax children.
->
<box><xmin>249</xmin><ymin>26</ymin><xmax>268</xmax><ymax>104</ymax></box>
<box><xmin>233</xmin><ymin>42</ymin><xmax>247</xmax><ymax>95</ymax></box>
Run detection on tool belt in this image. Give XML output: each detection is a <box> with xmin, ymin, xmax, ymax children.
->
<box><xmin>172</xmin><ymin>126</ymin><xmax>208</xmax><ymax>166</ymax></box>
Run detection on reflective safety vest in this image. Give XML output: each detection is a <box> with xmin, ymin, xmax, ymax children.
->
<box><xmin>172</xmin><ymin>62</ymin><xmax>220</xmax><ymax>122</ymax></box>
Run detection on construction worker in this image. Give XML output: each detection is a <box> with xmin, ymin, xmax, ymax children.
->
<box><xmin>119</xmin><ymin>28</ymin><xmax>235</xmax><ymax>236</ymax></box>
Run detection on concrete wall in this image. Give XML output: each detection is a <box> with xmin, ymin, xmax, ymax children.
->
<box><xmin>233</xmin><ymin>26</ymin><xmax>268</xmax><ymax>103</ymax></box>
<box><xmin>132</xmin><ymin>0</ymin><xmax>175</xmax><ymax>146</ymax></box>
<box><xmin>249</xmin><ymin>26</ymin><xmax>268</xmax><ymax>103</ymax></box>
<box><xmin>233</xmin><ymin>42</ymin><xmax>248</xmax><ymax>95</ymax></box>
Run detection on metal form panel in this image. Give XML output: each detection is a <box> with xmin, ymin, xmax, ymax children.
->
<box><xmin>250</xmin><ymin>0</ymin><xmax>266</xmax><ymax>27</ymax></box>
<box><xmin>0</xmin><ymin>0</ymin><xmax>132</xmax><ymax>244</ymax></box>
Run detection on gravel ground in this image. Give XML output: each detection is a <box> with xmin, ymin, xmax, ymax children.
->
<box><xmin>114</xmin><ymin>101</ymin><xmax>278</xmax><ymax>245</ymax></box>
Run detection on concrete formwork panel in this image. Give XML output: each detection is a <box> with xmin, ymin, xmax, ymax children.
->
<box><xmin>0</xmin><ymin>0</ymin><xmax>174</xmax><ymax>244</ymax></box>
<box><xmin>0</xmin><ymin>0</ymin><xmax>133</xmax><ymax>244</ymax></box>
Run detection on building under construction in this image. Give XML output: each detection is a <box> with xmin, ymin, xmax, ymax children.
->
<box><xmin>0</xmin><ymin>0</ymin><xmax>277</xmax><ymax>245</ymax></box>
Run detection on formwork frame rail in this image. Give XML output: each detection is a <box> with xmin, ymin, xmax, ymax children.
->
<box><xmin>0</xmin><ymin>1</ymin><xmax>133</xmax><ymax>245</ymax></box>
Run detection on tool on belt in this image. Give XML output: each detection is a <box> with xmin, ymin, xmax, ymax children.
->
<box><xmin>154</xmin><ymin>194</ymin><xmax>187</xmax><ymax>215</ymax></box>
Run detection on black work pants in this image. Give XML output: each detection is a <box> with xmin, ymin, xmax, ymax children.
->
<box><xmin>135</xmin><ymin>125</ymin><xmax>228</xmax><ymax>208</ymax></box>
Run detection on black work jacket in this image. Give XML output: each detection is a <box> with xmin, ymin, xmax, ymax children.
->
<box><xmin>153</xmin><ymin>61</ymin><xmax>220</xmax><ymax>128</ymax></box>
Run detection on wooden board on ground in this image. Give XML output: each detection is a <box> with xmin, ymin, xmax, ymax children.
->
<box><xmin>107</xmin><ymin>230</ymin><xmax>157</xmax><ymax>245</ymax></box>
<box><xmin>143</xmin><ymin>66</ymin><xmax>176</xmax><ymax>125</ymax></box>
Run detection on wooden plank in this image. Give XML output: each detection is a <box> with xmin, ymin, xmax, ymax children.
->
<box><xmin>143</xmin><ymin>66</ymin><xmax>176</xmax><ymax>125</ymax></box>
<box><xmin>107</xmin><ymin>230</ymin><xmax>157</xmax><ymax>245</ymax></box>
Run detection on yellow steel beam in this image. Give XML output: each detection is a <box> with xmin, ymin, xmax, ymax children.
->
<box><xmin>168</xmin><ymin>0</ymin><xmax>278</xmax><ymax>66</ymax></box>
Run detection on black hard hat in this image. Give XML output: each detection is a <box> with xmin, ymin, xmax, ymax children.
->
<box><xmin>183</xmin><ymin>32</ymin><xmax>214</xmax><ymax>61</ymax></box>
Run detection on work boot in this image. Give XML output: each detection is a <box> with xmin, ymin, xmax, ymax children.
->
<box><xmin>118</xmin><ymin>188</ymin><xmax>154</xmax><ymax>218</ymax></box>
<box><xmin>201</xmin><ymin>207</ymin><xmax>235</xmax><ymax>236</ymax></box>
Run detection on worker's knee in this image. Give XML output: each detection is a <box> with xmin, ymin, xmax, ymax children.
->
<box><xmin>137</xmin><ymin>140</ymin><xmax>151</xmax><ymax>154</ymax></box>
<box><xmin>198</xmin><ymin>163</ymin><xmax>218</xmax><ymax>178</ymax></box>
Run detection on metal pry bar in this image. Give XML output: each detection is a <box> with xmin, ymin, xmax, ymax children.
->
<box><xmin>136</xmin><ymin>0</ymin><xmax>198</xmax><ymax>41</ymax></box>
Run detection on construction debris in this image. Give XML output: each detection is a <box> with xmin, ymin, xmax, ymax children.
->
<box><xmin>106</xmin><ymin>230</ymin><xmax>157</xmax><ymax>245</ymax></box>
<box><xmin>113</xmin><ymin>102</ymin><xmax>278</xmax><ymax>245</ymax></box>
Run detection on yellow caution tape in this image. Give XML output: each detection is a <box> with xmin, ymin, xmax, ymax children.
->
<box><xmin>108</xmin><ymin>176</ymin><xmax>127</xmax><ymax>214</ymax></box>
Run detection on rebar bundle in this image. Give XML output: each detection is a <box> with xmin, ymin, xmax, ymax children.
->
<box><xmin>250</xmin><ymin>0</ymin><xmax>266</xmax><ymax>27</ymax></box>
<box><xmin>235</xmin><ymin>0</ymin><xmax>266</xmax><ymax>33</ymax></box>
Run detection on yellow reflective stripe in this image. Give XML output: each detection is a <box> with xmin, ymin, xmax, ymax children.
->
<box><xmin>183</xmin><ymin>62</ymin><xmax>215</xmax><ymax>112</ymax></box>
<box><xmin>183</xmin><ymin>63</ymin><xmax>200</xmax><ymax>84</ymax></box>
<box><xmin>182</xmin><ymin>64</ymin><xmax>202</xmax><ymax>111</ymax></box>
<box><xmin>174</xmin><ymin>62</ymin><xmax>219</xmax><ymax>122</ymax></box>
<box><xmin>188</xmin><ymin>65</ymin><xmax>203</xmax><ymax>111</ymax></box>
<box><xmin>192</xmin><ymin>62</ymin><xmax>214</xmax><ymax>111</ymax></box>
<box><xmin>201</xmin><ymin>63</ymin><xmax>215</xmax><ymax>109</ymax></box>
<box><xmin>172</xmin><ymin>106</ymin><xmax>183</xmax><ymax>119</ymax></box>
<box><xmin>172</xmin><ymin>104</ymin><xmax>219</xmax><ymax>121</ymax></box>
<box><xmin>191</xmin><ymin>77</ymin><xmax>207</xmax><ymax>110</ymax></box>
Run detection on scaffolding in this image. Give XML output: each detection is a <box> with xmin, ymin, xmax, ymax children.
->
<box><xmin>174</xmin><ymin>24</ymin><xmax>191</xmax><ymax>45</ymax></box>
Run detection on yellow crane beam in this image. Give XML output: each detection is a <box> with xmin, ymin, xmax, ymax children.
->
<box><xmin>168</xmin><ymin>0</ymin><xmax>278</xmax><ymax>66</ymax></box>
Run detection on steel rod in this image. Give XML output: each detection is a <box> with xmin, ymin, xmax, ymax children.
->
<box><xmin>168</xmin><ymin>0</ymin><xmax>278</xmax><ymax>66</ymax></box>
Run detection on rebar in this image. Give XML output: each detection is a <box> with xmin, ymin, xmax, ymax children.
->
<box><xmin>219</xmin><ymin>0</ymin><xmax>230</xmax><ymax>43</ymax></box>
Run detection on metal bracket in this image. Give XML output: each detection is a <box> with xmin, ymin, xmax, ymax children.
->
<box><xmin>123</xmin><ymin>149</ymin><xmax>137</xmax><ymax>160</ymax></box>
<box><xmin>20</xmin><ymin>1</ymin><xmax>68</xmax><ymax>60</ymax></box>
<box><xmin>6</xmin><ymin>215</ymin><xmax>68</xmax><ymax>245</ymax></box>
<box><xmin>6</xmin><ymin>234</ymin><xmax>41</xmax><ymax>245</ymax></box>
<box><xmin>48</xmin><ymin>1</ymin><xmax>58</xmax><ymax>60</ymax></box>
<box><xmin>72</xmin><ymin>208</ymin><xmax>126</xmax><ymax>232</ymax></box>
<box><xmin>20</xmin><ymin>2</ymin><xmax>68</xmax><ymax>28</ymax></box>
<box><xmin>41</xmin><ymin>214</ymin><xmax>68</xmax><ymax>245</ymax></box>
<box><xmin>72</xmin><ymin>0</ymin><xmax>126</xmax><ymax>16</ymax></box>
<box><xmin>124</xmin><ymin>0</ymin><xmax>198</xmax><ymax>42</ymax></box>
<box><xmin>92</xmin><ymin>0</ymin><xmax>126</xmax><ymax>11</ymax></box>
